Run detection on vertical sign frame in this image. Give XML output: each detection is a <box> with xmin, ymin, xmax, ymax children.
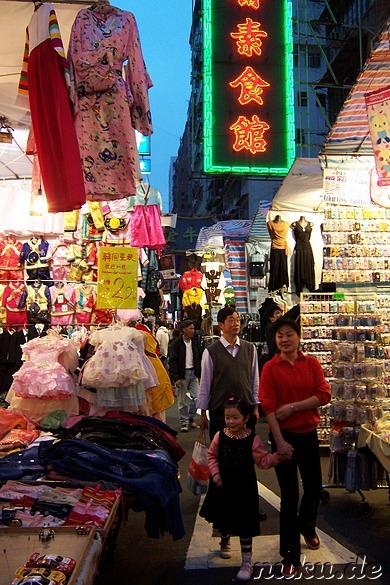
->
<box><xmin>203</xmin><ymin>0</ymin><xmax>295</xmax><ymax>176</ymax></box>
<box><xmin>97</xmin><ymin>246</ymin><xmax>138</xmax><ymax>309</ymax></box>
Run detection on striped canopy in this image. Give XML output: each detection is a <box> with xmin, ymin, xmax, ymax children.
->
<box><xmin>322</xmin><ymin>21</ymin><xmax>390</xmax><ymax>155</ymax></box>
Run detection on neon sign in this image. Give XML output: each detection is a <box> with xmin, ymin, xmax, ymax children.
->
<box><xmin>203</xmin><ymin>0</ymin><xmax>294</xmax><ymax>176</ymax></box>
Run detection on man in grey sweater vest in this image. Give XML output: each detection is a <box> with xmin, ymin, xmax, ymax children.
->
<box><xmin>198</xmin><ymin>305</ymin><xmax>260</xmax><ymax>440</ymax></box>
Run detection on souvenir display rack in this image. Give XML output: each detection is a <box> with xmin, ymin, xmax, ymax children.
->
<box><xmin>300</xmin><ymin>292</ymin><xmax>390</xmax><ymax>448</ymax></box>
<box><xmin>322</xmin><ymin>205</ymin><xmax>390</xmax><ymax>286</ymax></box>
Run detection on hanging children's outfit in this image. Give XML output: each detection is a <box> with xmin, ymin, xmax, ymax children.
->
<box><xmin>50</xmin><ymin>282</ymin><xmax>76</xmax><ymax>326</ymax></box>
<box><xmin>77</xmin><ymin>325</ymin><xmax>152</xmax><ymax>414</ymax></box>
<box><xmin>2</xmin><ymin>282</ymin><xmax>28</xmax><ymax>330</ymax></box>
<box><xmin>0</xmin><ymin>236</ymin><xmax>24</xmax><ymax>282</ymax></box>
<box><xmin>74</xmin><ymin>283</ymin><xmax>96</xmax><ymax>326</ymax></box>
<box><xmin>6</xmin><ymin>332</ymin><xmax>79</xmax><ymax>422</ymax></box>
<box><xmin>23</xmin><ymin>280</ymin><xmax>51</xmax><ymax>324</ymax></box>
<box><xmin>19</xmin><ymin>237</ymin><xmax>53</xmax><ymax>285</ymax></box>
<box><xmin>130</xmin><ymin>182</ymin><xmax>166</xmax><ymax>250</ymax></box>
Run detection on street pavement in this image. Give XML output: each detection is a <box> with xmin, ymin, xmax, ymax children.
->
<box><xmin>95</xmin><ymin>405</ymin><xmax>390</xmax><ymax>584</ymax></box>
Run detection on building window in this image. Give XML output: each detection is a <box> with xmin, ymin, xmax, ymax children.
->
<box><xmin>316</xmin><ymin>93</ymin><xmax>327</xmax><ymax>109</ymax></box>
<box><xmin>298</xmin><ymin>91</ymin><xmax>308</xmax><ymax>107</ymax></box>
<box><xmin>308</xmin><ymin>50</ymin><xmax>321</xmax><ymax>69</ymax></box>
<box><xmin>295</xmin><ymin>128</ymin><xmax>305</xmax><ymax>144</ymax></box>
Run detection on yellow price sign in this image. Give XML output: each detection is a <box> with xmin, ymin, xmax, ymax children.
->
<box><xmin>97</xmin><ymin>246</ymin><xmax>138</xmax><ymax>309</ymax></box>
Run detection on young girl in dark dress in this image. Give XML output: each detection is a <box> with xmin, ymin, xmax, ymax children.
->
<box><xmin>199</xmin><ymin>395</ymin><xmax>287</xmax><ymax>581</ymax></box>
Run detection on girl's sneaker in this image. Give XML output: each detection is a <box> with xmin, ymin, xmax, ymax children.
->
<box><xmin>219</xmin><ymin>538</ymin><xmax>231</xmax><ymax>559</ymax></box>
<box><xmin>236</xmin><ymin>562</ymin><xmax>253</xmax><ymax>581</ymax></box>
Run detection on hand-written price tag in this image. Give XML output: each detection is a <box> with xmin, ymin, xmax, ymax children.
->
<box><xmin>97</xmin><ymin>246</ymin><xmax>138</xmax><ymax>309</ymax></box>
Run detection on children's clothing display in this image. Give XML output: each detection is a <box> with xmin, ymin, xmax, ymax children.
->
<box><xmin>23</xmin><ymin>280</ymin><xmax>51</xmax><ymax>324</ymax></box>
<box><xmin>0</xmin><ymin>236</ymin><xmax>23</xmax><ymax>282</ymax></box>
<box><xmin>17</xmin><ymin>3</ymin><xmax>86</xmax><ymax>213</ymax></box>
<box><xmin>74</xmin><ymin>283</ymin><xmax>96</xmax><ymax>326</ymax></box>
<box><xmin>9</xmin><ymin>335</ymin><xmax>76</xmax><ymax>400</ymax></box>
<box><xmin>50</xmin><ymin>283</ymin><xmax>76</xmax><ymax>325</ymax></box>
<box><xmin>103</xmin><ymin>199</ymin><xmax>132</xmax><ymax>243</ymax></box>
<box><xmin>2</xmin><ymin>282</ymin><xmax>28</xmax><ymax>330</ymax></box>
<box><xmin>67</xmin><ymin>242</ymin><xmax>98</xmax><ymax>282</ymax></box>
<box><xmin>81</xmin><ymin>325</ymin><xmax>148</xmax><ymax>389</ymax></box>
<box><xmin>78</xmin><ymin>325</ymin><xmax>153</xmax><ymax>414</ymax></box>
<box><xmin>6</xmin><ymin>332</ymin><xmax>79</xmax><ymax>422</ymax></box>
<box><xmin>137</xmin><ymin>329</ymin><xmax>175</xmax><ymax>417</ymax></box>
<box><xmin>7</xmin><ymin>334</ymin><xmax>76</xmax><ymax>400</ymax></box>
<box><xmin>68</xmin><ymin>3</ymin><xmax>153</xmax><ymax>201</ymax></box>
<box><xmin>130</xmin><ymin>183</ymin><xmax>166</xmax><ymax>249</ymax></box>
<box><xmin>47</xmin><ymin>241</ymin><xmax>71</xmax><ymax>282</ymax></box>
<box><xmin>19</xmin><ymin>237</ymin><xmax>52</xmax><ymax>285</ymax></box>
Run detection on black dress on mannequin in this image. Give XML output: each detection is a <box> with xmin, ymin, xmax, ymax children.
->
<box><xmin>291</xmin><ymin>218</ymin><xmax>315</xmax><ymax>294</ymax></box>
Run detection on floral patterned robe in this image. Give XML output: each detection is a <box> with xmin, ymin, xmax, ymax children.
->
<box><xmin>68</xmin><ymin>4</ymin><xmax>153</xmax><ymax>201</ymax></box>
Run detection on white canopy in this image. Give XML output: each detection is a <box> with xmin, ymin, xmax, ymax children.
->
<box><xmin>269</xmin><ymin>157</ymin><xmax>324</xmax><ymax>214</ymax></box>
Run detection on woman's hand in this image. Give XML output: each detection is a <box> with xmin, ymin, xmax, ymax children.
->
<box><xmin>276</xmin><ymin>403</ymin><xmax>296</xmax><ymax>421</ymax></box>
<box><xmin>276</xmin><ymin>439</ymin><xmax>294</xmax><ymax>460</ymax></box>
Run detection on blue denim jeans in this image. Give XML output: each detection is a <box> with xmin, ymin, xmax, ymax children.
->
<box><xmin>177</xmin><ymin>368</ymin><xmax>199</xmax><ymax>425</ymax></box>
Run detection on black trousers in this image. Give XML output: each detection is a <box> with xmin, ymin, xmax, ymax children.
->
<box><xmin>270</xmin><ymin>428</ymin><xmax>322</xmax><ymax>566</ymax></box>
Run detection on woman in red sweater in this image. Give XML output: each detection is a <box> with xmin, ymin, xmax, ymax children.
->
<box><xmin>259</xmin><ymin>318</ymin><xmax>331</xmax><ymax>578</ymax></box>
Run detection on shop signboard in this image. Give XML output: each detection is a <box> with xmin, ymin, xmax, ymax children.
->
<box><xmin>203</xmin><ymin>0</ymin><xmax>295</xmax><ymax>176</ymax></box>
<box><xmin>364</xmin><ymin>85</ymin><xmax>390</xmax><ymax>187</ymax></box>
<box><xmin>167</xmin><ymin>216</ymin><xmax>215</xmax><ymax>252</ymax></box>
<box><xmin>323</xmin><ymin>168</ymin><xmax>371</xmax><ymax>207</ymax></box>
<box><xmin>97</xmin><ymin>246</ymin><xmax>138</xmax><ymax>309</ymax></box>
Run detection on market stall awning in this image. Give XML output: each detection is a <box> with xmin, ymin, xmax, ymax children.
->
<box><xmin>269</xmin><ymin>158</ymin><xmax>324</xmax><ymax>213</ymax></box>
<box><xmin>321</xmin><ymin>20</ymin><xmax>390</xmax><ymax>156</ymax></box>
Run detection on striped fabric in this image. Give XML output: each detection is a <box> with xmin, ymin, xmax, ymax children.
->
<box><xmin>248</xmin><ymin>199</ymin><xmax>271</xmax><ymax>241</ymax></box>
<box><xmin>18</xmin><ymin>32</ymin><xmax>30</xmax><ymax>99</ymax></box>
<box><xmin>196</xmin><ymin>220</ymin><xmax>253</xmax><ymax>313</ymax></box>
<box><xmin>18</xmin><ymin>5</ymin><xmax>70</xmax><ymax>102</ymax></box>
<box><xmin>221</xmin><ymin>222</ymin><xmax>252</xmax><ymax>314</ymax></box>
<box><xmin>196</xmin><ymin>223</ymin><xmax>224</xmax><ymax>250</ymax></box>
<box><xmin>224</xmin><ymin>236</ymin><xmax>249</xmax><ymax>314</ymax></box>
<box><xmin>323</xmin><ymin>22</ymin><xmax>390</xmax><ymax>154</ymax></box>
<box><xmin>49</xmin><ymin>8</ymin><xmax>70</xmax><ymax>83</ymax></box>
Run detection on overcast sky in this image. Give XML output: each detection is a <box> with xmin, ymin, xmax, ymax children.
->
<box><xmin>119</xmin><ymin>1</ymin><xmax>193</xmax><ymax>211</ymax></box>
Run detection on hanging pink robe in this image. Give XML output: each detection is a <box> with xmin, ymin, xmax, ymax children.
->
<box><xmin>17</xmin><ymin>3</ymin><xmax>86</xmax><ymax>213</ymax></box>
<box><xmin>68</xmin><ymin>4</ymin><xmax>153</xmax><ymax>201</ymax></box>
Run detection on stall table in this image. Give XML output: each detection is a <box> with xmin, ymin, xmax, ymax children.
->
<box><xmin>0</xmin><ymin>526</ymin><xmax>96</xmax><ymax>585</ymax></box>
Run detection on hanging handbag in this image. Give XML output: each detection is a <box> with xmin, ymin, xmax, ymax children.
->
<box><xmin>186</xmin><ymin>430</ymin><xmax>210</xmax><ymax>496</ymax></box>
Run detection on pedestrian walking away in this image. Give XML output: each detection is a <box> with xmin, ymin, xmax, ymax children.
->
<box><xmin>168</xmin><ymin>319</ymin><xmax>201</xmax><ymax>432</ymax></box>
